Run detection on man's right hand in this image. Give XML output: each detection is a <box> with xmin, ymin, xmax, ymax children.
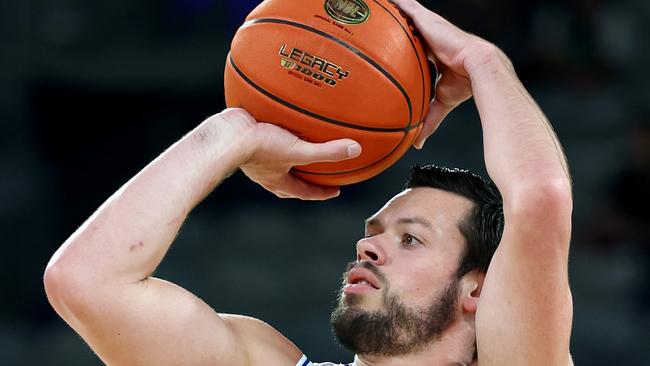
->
<box><xmin>224</xmin><ymin>108</ymin><xmax>362</xmax><ymax>200</ymax></box>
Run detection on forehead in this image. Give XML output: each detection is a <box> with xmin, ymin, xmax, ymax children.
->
<box><xmin>368</xmin><ymin>188</ymin><xmax>475</xmax><ymax>232</ymax></box>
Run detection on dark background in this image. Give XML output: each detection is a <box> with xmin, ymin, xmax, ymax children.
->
<box><xmin>1</xmin><ymin>0</ymin><xmax>648</xmax><ymax>364</ymax></box>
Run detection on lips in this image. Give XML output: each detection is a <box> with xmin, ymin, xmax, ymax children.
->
<box><xmin>347</xmin><ymin>267</ymin><xmax>381</xmax><ymax>289</ymax></box>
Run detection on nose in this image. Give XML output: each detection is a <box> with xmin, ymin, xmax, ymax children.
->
<box><xmin>356</xmin><ymin>236</ymin><xmax>386</xmax><ymax>265</ymax></box>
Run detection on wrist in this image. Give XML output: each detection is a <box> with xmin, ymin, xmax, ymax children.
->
<box><xmin>195</xmin><ymin>108</ymin><xmax>258</xmax><ymax>169</ymax></box>
<box><xmin>462</xmin><ymin>42</ymin><xmax>516</xmax><ymax>83</ymax></box>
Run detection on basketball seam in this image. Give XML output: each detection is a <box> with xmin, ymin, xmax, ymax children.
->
<box><xmin>241</xmin><ymin>17</ymin><xmax>413</xmax><ymax>128</ymax></box>
<box><xmin>229</xmin><ymin>55</ymin><xmax>421</xmax><ymax>133</ymax></box>
<box><xmin>229</xmin><ymin>57</ymin><xmax>418</xmax><ymax>176</ymax></box>
<box><xmin>369</xmin><ymin>0</ymin><xmax>428</xmax><ymax>122</ymax></box>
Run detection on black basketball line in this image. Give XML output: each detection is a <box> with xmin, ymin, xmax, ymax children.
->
<box><xmin>370</xmin><ymin>0</ymin><xmax>429</xmax><ymax>122</ymax></box>
<box><xmin>229</xmin><ymin>55</ymin><xmax>420</xmax><ymax>133</ymax></box>
<box><xmin>241</xmin><ymin>18</ymin><xmax>413</xmax><ymax>127</ymax></box>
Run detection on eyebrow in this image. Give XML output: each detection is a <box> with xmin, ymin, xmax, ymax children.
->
<box><xmin>365</xmin><ymin>216</ymin><xmax>433</xmax><ymax>230</ymax></box>
<box><xmin>397</xmin><ymin>217</ymin><xmax>433</xmax><ymax>229</ymax></box>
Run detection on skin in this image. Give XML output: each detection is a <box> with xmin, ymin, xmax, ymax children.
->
<box><xmin>44</xmin><ymin>1</ymin><xmax>574</xmax><ymax>365</ymax></box>
<box><xmin>358</xmin><ymin>188</ymin><xmax>474</xmax><ymax>316</ymax></box>
<box><xmin>352</xmin><ymin>188</ymin><xmax>481</xmax><ymax>365</ymax></box>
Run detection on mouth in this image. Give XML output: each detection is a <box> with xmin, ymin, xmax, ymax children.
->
<box><xmin>346</xmin><ymin>267</ymin><xmax>381</xmax><ymax>290</ymax></box>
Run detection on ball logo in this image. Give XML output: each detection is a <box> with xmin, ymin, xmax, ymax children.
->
<box><xmin>279</xmin><ymin>44</ymin><xmax>350</xmax><ymax>87</ymax></box>
<box><xmin>324</xmin><ymin>0</ymin><xmax>370</xmax><ymax>25</ymax></box>
<box><xmin>280</xmin><ymin>59</ymin><xmax>296</xmax><ymax>69</ymax></box>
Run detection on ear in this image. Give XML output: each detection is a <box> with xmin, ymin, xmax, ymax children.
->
<box><xmin>459</xmin><ymin>270</ymin><xmax>485</xmax><ymax>314</ymax></box>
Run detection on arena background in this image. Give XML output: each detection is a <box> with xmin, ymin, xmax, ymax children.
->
<box><xmin>1</xmin><ymin>0</ymin><xmax>648</xmax><ymax>364</ymax></box>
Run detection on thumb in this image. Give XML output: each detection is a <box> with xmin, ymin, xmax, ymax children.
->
<box><xmin>290</xmin><ymin>138</ymin><xmax>362</xmax><ymax>165</ymax></box>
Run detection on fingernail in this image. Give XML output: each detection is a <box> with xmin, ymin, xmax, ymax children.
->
<box><xmin>347</xmin><ymin>143</ymin><xmax>362</xmax><ymax>157</ymax></box>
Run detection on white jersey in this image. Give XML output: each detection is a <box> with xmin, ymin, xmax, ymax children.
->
<box><xmin>295</xmin><ymin>354</ymin><xmax>352</xmax><ymax>366</ymax></box>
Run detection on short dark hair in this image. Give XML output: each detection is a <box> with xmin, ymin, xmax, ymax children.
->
<box><xmin>405</xmin><ymin>165</ymin><xmax>504</xmax><ymax>278</ymax></box>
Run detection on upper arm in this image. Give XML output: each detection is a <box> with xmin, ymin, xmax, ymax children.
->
<box><xmin>476</xmin><ymin>189</ymin><xmax>573</xmax><ymax>366</ymax></box>
<box><xmin>45</xmin><ymin>272</ymin><xmax>301</xmax><ymax>366</ymax></box>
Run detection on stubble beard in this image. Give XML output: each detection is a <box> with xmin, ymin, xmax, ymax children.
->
<box><xmin>330</xmin><ymin>262</ymin><xmax>460</xmax><ymax>357</ymax></box>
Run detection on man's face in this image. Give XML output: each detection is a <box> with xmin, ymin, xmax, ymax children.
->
<box><xmin>330</xmin><ymin>188</ymin><xmax>474</xmax><ymax>356</ymax></box>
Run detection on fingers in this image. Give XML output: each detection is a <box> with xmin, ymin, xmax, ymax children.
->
<box><xmin>389</xmin><ymin>0</ymin><xmax>427</xmax><ymax>18</ymax></box>
<box><xmin>290</xmin><ymin>138</ymin><xmax>362</xmax><ymax>165</ymax></box>
<box><xmin>414</xmin><ymin>68</ymin><xmax>472</xmax><ymax>149</ymax></box>
<box><xmin>414</xmin><ymin>99</ymin><xmax>453</xmax><ymax>149</ymax></box>
<box><xmin>390</xmin><ymin>0</ymin><xmax>473</xmax><ymax>72</ymax></box>
<box><xmin>390</xmin><ymin>0</ymin><xmax>455</xmax><ymax>32</ymax></box>
<box><xmin>268</xmin><ymin>174</ymin><xmax>340</xmax><ymax>201</ymax></box>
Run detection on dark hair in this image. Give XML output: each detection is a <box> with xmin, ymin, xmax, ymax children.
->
<box><xmin>405</xmin><ymin>165</ymin><xmax>504</xmax><ymax>278</ymax></box>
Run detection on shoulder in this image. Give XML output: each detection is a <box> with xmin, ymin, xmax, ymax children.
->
<box><xmin>222</xmin><ymin>314</ymin><xmax>303</xmax><ymax>366</ymax></box>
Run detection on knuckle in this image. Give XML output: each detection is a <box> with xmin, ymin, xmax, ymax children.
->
<box><xmin>288</xmin><ymin>138</ymin><xmax>307</xmax><ymax>161</ymax></box>
<box><xmin>330</xmin><ymin>145</ymin><xmax>348</xmax><ymax>161</ymax></box>
<box><xmin>288</xmin><ymin>137</ymin><xmax>301</xmax><ymax>152</ymax></box>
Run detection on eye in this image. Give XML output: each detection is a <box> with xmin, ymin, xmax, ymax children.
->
<box><xmin>402</xmin><ymin>233</ymin><xmax>422</xmax><ymax>247</ymax></box>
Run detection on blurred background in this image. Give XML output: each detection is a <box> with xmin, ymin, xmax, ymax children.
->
<box><xmin>1</xmin><ymin>0</ymin><xmax>648</xmax><ymax>364</ymax></box>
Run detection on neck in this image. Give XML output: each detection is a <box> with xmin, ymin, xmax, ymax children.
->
<box><xmin>352</xmin><ymin>318</ymin><xmax>476</xmax><ymax>366</ymax></box>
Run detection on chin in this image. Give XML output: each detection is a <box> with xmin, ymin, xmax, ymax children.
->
<box><xmin>343</xmin><ymin>293</ymin><xmax>361</xmax><ymax>305</ymax></box>
<box><xmin>343</xmin><ymin>293</ymin><xmax>382</xmax><ymax>312</ymax></box>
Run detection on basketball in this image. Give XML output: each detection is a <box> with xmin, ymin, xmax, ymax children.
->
<box><xmin>224</xmin><ymin>0</ymin><xmax>433</xmax><ymax>186</ymax></box>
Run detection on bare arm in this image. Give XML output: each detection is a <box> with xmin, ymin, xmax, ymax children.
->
<box><xmin>43</xmin><ymin>108</ymin><xmax>361</xmax><ymax>366</ymax></box>
<box><xmin>466</xmin><ymin>50</ymin><xmax>571</xmax><ymax>195</ymax></box>
<box><xmin>391</xmin><ymin>1</ymin><xmax>573</xmax><ymax>364</ymax></box>
<box><xmin>467</xmin><ymin>47</ymin><xmax>573</xmax><ymax>366</ymax></box>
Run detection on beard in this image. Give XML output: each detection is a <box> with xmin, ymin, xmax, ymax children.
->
<box><xmin>330</xmin><ymin>261</ymin><xmax>460</xmax><ymax>357</ymax></box>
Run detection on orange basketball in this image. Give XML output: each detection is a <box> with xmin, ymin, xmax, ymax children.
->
<box><xmin>224</xmin><ymin>0</ymin><xmax>433</xmax><ymax>186</ymax></box>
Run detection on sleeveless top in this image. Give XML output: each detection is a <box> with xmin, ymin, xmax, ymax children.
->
<box><xmin>295</xmin><ymin>354</ymin><xmax>352</xmax><ymax>366</ymax></box>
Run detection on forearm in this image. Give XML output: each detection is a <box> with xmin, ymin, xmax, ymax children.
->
<box><xmin>465</xmin><ymin>47</ymin><xmax>571</xmax><ymax>204</ymax></box>
<box><xmin>47</xmin><ymin>111</ymin><xmax>255</xmax><ymax>283</ymax></box>
<box><xmin>466</xmin><ymin>48</ymin><xmax>574</xmax><ymax>366</ymax></box>
<box><xmin>42</xmin><ymin>109</ymin><xmax>351</xmax><ymax>366</ymax></box>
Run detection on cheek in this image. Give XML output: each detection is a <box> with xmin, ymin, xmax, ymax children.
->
<box><xmin>389</xmin><ymin>261</ymin><xmax>449</xmax><ymax>307</ymax></box>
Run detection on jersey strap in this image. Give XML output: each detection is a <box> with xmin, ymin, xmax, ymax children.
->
<box><xmin>295</xmin><ymin>354</ymin><xmax>352</xmax><ymax>366</ymax></box>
